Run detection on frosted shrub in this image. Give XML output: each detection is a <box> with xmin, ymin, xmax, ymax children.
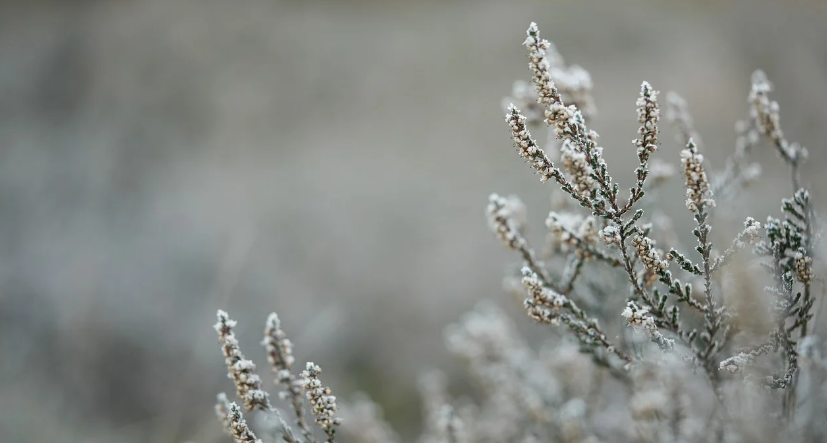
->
<box><xmin>211</xmin><ymin>22</ymin><xmax>824</xmax><ymax>443</ymax></box>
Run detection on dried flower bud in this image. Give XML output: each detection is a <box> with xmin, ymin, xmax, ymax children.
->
<box><xmin>795</xmin><ymin>249</ymin><xmax>813</xmax><ymax>284</ymax></box>
<box><xmin>632</xmin><ymin>235</ymin><xmax>667</xmax><ymax>275</ymax></box>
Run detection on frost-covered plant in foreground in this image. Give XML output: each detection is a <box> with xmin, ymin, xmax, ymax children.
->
<box><xmin>211</xmin><ymin>22</ymin><xmax>825</xmax><ymax>443</ymax></box>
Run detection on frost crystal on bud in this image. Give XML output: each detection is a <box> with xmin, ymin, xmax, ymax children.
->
<box><xmin>599</xmin><ymin>224</ymin><xmax>621</xmax><ymax>246</ymax></box>
<box><xmin>742</xmin><ymin>217</ymin><xmax>761</xmax><ymax>245</ymax></box>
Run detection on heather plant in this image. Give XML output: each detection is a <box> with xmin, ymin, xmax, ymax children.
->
<box><xmin>212</xmin><ymin>22</ymin><xmax>825</xmax><ymax>443</ymax></box>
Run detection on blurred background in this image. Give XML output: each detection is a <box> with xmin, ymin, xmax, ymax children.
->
<box><xmin>0</xmin><ymin>0</ymin><xmax>825</xmax><ymax>441</ymax></box>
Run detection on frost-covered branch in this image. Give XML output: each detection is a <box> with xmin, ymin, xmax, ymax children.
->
<box><xmin>264</xmin><ymin>313</ymin><xmax>317</xmax><ymax>443</ymax></box>
<box><xmin>215</xmin><ymin>310</ymin><xmax>273</xmax><ymax>412</ymax></box>
<box><xmin>522</xmin><ymin>267</ymin><xmax>632</xmax><ymax>367</ymax></box>
<box><xmin>301</xmin><ymin>363</ymin><xmax>342</xmax><ymax>443</ymax></box>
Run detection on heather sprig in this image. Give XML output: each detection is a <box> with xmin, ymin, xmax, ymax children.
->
<box><xmin>490</xmin><ymin>22</ymin><xmax>821</xmax><ymax>434</ymax></box>
<box><xmin>714</xmin><ymin>73</ymin><xmax>816</xmax><ymax>417</ymax></box>
<box><xmin>207</xmin><ymin>19</ymin><xmax>824</xmax><ymax>443</ymax></box>
<box><xmin>215</xmin><ymin>310</ymin><xmax>272</xmax><ymax>412</ymax></box>
<box><xmin>216</xmin><ymin>393</ymin><xmax>235</xmax><ymax>438</ymax></box>
<box><xmin>263</xmin><ymin>312</ymin><xmax>317</xmax><ymax>443</ymax></box>
<box><xmin>505</xmin><ymin>106</ymin><xmax>596</xmax><ymax>211</ymax></box>
<box><xmin>226</xmin><ymin>402</ymin><xmax>264</xmax><ymax>443</ymax></box>
<box><xmin>749</xmin><ymin>70</ymin><xmax>808</xmax><ymax>169</ymax></box>
<box><xmin>214</xmin><ymin>310</ymin><xmax>346</xmax><ymax>443</ymax></box>
<box><xmin>628</xmin><ymin>81</ymin><xmax>660</xmax><ymax>208</ymax></box>
<box><xmin>301</xmin><ymin>362</ymin><xmax>343</xmax><ymax>443</ymax></box>
<box><xmin>622</xmin><ymin>301</ymin><xmax>675</xmax><ymax>352</ymax></box>
<box><xmin>680</xmin><ymin>139</ymin><xmax>714</xmax><ymax>213</ymax></box>
<box><xmin>522</xmin><ymin>266</ymin><xmax>632</xmax><ymax>369</ymax></box>
<box><xmin>546</xmin><ymin>212</ymin><xmax>621</xmax><ymax>266</ymax></box>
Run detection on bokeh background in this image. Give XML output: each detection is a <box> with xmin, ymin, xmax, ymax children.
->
<box><xmin>1</xmin><ymin>0</ymin><xmax>826</xmax><ymax>441</ymax></box>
